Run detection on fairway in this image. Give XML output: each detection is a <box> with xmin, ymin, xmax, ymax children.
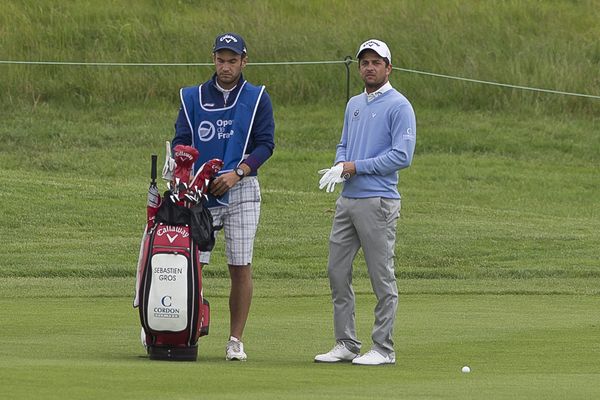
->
<box><xmin>2</xmin><ymin>1</ymin><xmax>600</xmax><ymax>399</ymax></box>
<box><xmin>1</xmin><ymin>281</ymin><xmax>599</xmax><ymax>399</ymax></box>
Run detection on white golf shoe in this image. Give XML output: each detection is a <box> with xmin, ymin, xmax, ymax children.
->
<box><xmin>352</xmin><ymin>350</ymin><xmax>395</xmax><ymax>366</ymax></box>
<box><xmin>226</xmin><ymin>337</ymin><xmax>247</xmax><ymax>361</ymax></box>
<box><xmin>314</xmin><ymin>342</ymin><xmax>359</xmax><ymax>363</ymax></box>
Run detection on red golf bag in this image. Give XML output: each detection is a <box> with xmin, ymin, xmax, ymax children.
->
<box><xmin>137</xmin><ymin>218</ymin><xmax>210</xmax><ymax>361</ymax></box>
<box><xmin>134</xmin><ymin>147</ymin><xmax>222</xmax><ymax>361</ymax></box>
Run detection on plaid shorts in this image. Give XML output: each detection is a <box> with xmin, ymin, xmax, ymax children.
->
<box><xmin>199</xmin><ymin>177</ymin><xmax>261</xmax><ymax>266</ymax></box>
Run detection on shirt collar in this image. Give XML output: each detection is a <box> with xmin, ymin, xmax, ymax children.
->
<box><xmin>365</xmin><ymin>81</ymin><xmax>393</xmax><ymax>102</ymax></box>
<box><xmin>212</xmin><ymin>73</ymin><xmax>244</xmax><ymax>103</ymax></box>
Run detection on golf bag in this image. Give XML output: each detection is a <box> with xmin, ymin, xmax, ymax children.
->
<box><xmin>134</xmin><ymin>146</ymin><xmax>223</xmax><ymax>361</ymax></box>
<box><xmin>137</xmin><ymin>208</ymin><xmax>210</xmax><ymax>361</ymax></box>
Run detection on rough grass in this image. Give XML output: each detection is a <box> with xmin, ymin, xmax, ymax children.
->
<box><xmin>1</xmin><ymin>0</ymin><xmax>599</xmax><ymax>113</ymax></box>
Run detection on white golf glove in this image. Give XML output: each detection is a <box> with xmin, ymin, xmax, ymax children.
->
<box><xmin>318</xmin><ymin>164</ymin><xmax>346</xmax><ymax>193</ymax></box>
<box><xmin>161</xmin><ymin>141</ymin><xmax>176</xmax><ymax>181</ymax></box>
<box><xmin>147</xmin><ymin>185</ymin><xmax>160</xmax><ymax>208</ymax></box>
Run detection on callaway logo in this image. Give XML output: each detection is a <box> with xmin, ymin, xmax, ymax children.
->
<box><xmin>220</xmin><ymin>34</ymin><xmax>238</xmax><ymax>44</ymax></box>
<box><xmin>363</xmin><ymin>40</ymin><xmax>380</xmax><ymax>48</ymax></box>
<box><xmin>175</xmin><ymin>149</ymin><xmax>195</xmax><ymax>161</ymax></box>
<box><xmin>156</xmin><ymin>225</ymin><xmax>189</xmax><ymax>238</ymax></box>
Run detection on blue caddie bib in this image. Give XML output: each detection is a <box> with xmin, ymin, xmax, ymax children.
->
<box><xmin>179</xmin><ymin>81</ymin><xmax>264</xmax><ymax>207</ymax></box>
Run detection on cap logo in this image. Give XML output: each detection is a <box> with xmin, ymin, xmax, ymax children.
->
<box><xmin>220</xmin><ymin>34</ymin><xmax>238</xmax><ymax>44</ymax></box>
<box><xmin>363</xmin><ymin>41</ymin><xmax>380</xmax><ymax>48</ymax></box>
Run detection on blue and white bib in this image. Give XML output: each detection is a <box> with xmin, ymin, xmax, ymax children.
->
<box><xmin>180</xmin><ymin>82</ymin><xmax>264</xmax><ymax>206</ymax></box>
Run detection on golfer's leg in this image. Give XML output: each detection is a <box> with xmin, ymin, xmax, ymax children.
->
<box><xmin>229</xmin><ymin>264</ymin><xmax>253</xmax><ymax>340</ymax></box>
<box><xmin>355</xmin><ymin>198</ymin><xmax>400</xmax><ymax>356</ymax></box>
<box><xmin>328</xmin><ymin>196</ymin><xmax>362</xmax><ymax>353</ymax></box>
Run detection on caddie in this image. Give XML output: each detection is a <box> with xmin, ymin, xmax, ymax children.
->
<box><xmin>170</xmin><ymin>32</ymin><xmax>275</xmax><ymax>361</ymax></box>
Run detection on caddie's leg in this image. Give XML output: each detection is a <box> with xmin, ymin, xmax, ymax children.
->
<box><xmin>222</xmin><ymin>177</ymin><xmax>260</xmax><ymax>355</ymax></box>
<box><xmin>328</xmin><ymin>196</ymin><xmax>362</xmax><ymax>353</ymax></box>
<box><xmin>354</xmin><ymin>197</ymin><xmax>400</xmax><ymax>356</ymax></box>
<box><xmin>229</xmin><ymin>264</ymin><xmax>253</xmax><ymax>340</ymax></box>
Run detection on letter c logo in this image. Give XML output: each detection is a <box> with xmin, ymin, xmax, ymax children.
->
<box><xmin>161</xmin><ymin>296</ymin><xmax>172</xmax><ymax>307</ymax></box>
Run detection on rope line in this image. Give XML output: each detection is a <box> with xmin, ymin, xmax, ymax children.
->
<box><xmin>0</xmin><ymin>60</ymin><xmax>346</xmax><ymax>66</ymax></box>
<box><xmin>393</xmin><ymin>66</ymin><xmax>600</xmax><ymax>100</ymax></box>
<box><xmin>1</xmin><ymin>58</ymin><xmax>598</xmax><ymax>100</ymax></box>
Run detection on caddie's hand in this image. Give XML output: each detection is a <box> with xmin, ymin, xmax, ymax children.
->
<box><xmin>318</xmin><ymin>163</ymin><xmax>345</xmax><ymax>193</ymax></box>
<box><xmin>209</xmin><ymin>171</ymin><xmax>240</xmax><ymax>197</ymax></box>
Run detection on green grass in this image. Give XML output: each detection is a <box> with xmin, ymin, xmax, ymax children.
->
<box><xmin>1</xmin><ymin>103</ymin><xmax>598</xmax><ymax>282</ymax></box>
<box><xmin>1</xmin><ymin>1</ymin><xmax>600</xmax><ymax>398</ymax></box>
<box><xmin>1</xmin><ymin>0</ymin><xmax>599</xmax><ymax>113</ymax></box>
<box><xmin>1</xmin><ymin>284</ymin><xmax>599</xmax><ymax>399</ymax></box>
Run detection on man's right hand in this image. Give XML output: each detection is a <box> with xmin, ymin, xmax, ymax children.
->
<box><xmin>209</xmin><ymin>171</ymin><xmax>240</xmax><ymax>197</ymax></box>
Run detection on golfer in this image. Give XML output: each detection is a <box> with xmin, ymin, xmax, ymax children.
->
<box><xmin>315</xmin><ymin>39</ymin><xmax>416</xmax><ymax>365</ymax></box>
<box><xmin>171</xmin><ymin>33</ymin><xmax>275</xmax><ymax>361</ymax></box>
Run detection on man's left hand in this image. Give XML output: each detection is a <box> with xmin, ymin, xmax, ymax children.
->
<box><xmin>318</xmin><ymin>164</ymin><xmax>345</xmax><ymax>193</ymax></box>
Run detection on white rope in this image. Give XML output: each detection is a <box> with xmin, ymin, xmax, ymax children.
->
<box><xmin>0</xmin><ymin>60</ymin><xmax>214</xmax><ymax>66</ymax></box>
<box><xmin>1</xmin><ymin>58</ymin><xmax>598</xmax><ymax>99</ymax></box>
<box><xmin>392</xmin><ymin>65</ymin><xmax>600</xmax><ymax>100</ymax></box>
<box><xmin>345</xmin><ymin>58</ymin><xmax>600</xmax><ymax>100</ymax></box>
<box><xmin>0</xmin><ymin>60</ymin><xmax>346</xmax><ymax>66</ymax></box>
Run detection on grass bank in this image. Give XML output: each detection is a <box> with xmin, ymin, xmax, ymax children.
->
<box><xmin>1</xmin><ymin>0</ymin><xmax>599</xmax><ymax>114</ymax></box>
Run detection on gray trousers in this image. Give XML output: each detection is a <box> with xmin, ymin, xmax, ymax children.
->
<box><xmin>328</xmin><ymin>196</ymin><xmax>400</xmax><ymax>356</ymax></box>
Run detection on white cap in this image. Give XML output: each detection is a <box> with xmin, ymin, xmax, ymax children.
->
<box><xmin>356</xmin><ymin>39</ymin><xmax>391</xmax><ymax>63</ymax></box>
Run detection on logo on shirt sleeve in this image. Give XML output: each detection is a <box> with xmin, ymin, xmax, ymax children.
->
<box><xmin>402</xmin><ymin>127</ymin><xmax>416</xmax><ymax>140</ymax></box>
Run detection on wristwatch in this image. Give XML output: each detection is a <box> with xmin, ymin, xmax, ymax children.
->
<box><xmin>235</xmin><ymin>167</ymin><xmax>245</xmax><ymax>180</ymax></box>
<box><xmin>342</xmin><ymin>172</ymin><xmax>351</xmax><ymax>180</ymax></box>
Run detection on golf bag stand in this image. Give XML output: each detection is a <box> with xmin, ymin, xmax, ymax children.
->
<box><xmin>137</xmin><ymin>220</ymin><xmax>210</xmax><ymax>361</ymax></box>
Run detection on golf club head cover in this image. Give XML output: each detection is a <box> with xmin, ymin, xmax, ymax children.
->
<box><xmin>173</xmin><ymin>145</ymin><xmax>200</xmax><ymax>186</ymax></box>
<box><xmin>190</xmin><ymin>158</ymin><xmax>224</xmax><ymax>194</ymax></box>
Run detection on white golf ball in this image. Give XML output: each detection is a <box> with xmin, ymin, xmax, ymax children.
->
<box><xmin>461</xmin><ymin>366</ymin><xmax>471</xmax><ymax>373</ymax></box>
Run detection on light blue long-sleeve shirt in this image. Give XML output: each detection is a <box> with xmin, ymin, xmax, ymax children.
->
<box><xmin>335</xmin><ymin>87</ymin><xmax>416</xmax><ymax>199</ymax></box>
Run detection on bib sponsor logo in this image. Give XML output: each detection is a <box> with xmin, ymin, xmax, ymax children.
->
<box><xmin>198</xmin><ymin>121</ymin><xmax>216</xmax><ymax>142</ymax></box>
<box><xmin>198</xmin><ymin>119</ymin><xmax>236</xmax><ymax>142</ymax></box>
